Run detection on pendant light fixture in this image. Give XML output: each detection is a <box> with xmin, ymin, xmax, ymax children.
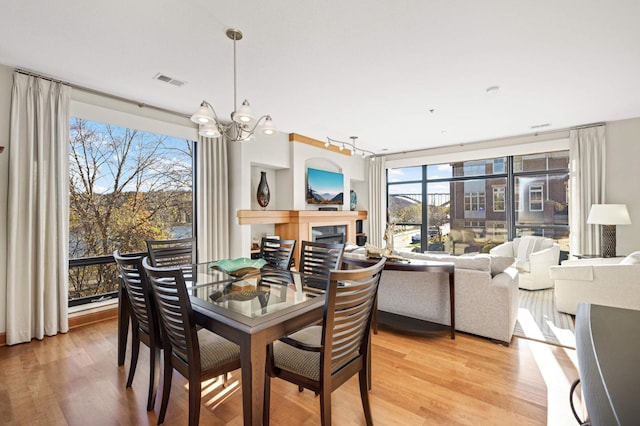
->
<box><xmin>190</xmin><ymin>28</ymin><xmax>276</xmax><ymax>141</ymax></box>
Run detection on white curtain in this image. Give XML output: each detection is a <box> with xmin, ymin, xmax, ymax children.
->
<box><xmin>6</xmin><ymin>73</ymin><xmax>70</xmax><ymax>345</ymax></box>
<box><xmin>569</xmin><ymin>125</ymin><xmax>606</xmax><ymax>256</ymax></box>
<box><xmin>367</xmin><ymin>157</ymin><xmax>387</xmax><ymax>247</ymax></box>
<box><xmin>196</xmin><ymin>134</ymin><xmax>229</xmax><ymax>262</ymax></box>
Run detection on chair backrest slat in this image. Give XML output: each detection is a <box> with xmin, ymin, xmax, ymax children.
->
<box><xmin>260</xmin><ymin>238</ymin><xmax>296</xmax><ymax>270</ymax></box>
<box><xmin>299</xmin><ymin>241</ymin><xmax>345</xmax><ymax>277</ymax></box>
<box><xmin>114</xmin><ymin>251</ymin><xmax>157</xmax><ymax>338</ymax></box>
<box><xmin>146</xmin><ymin>238</ymin><xmax>195</xmax><ymax>268</ymax></box>
<box><xmin>143</xmin><ymin>257</ymin><xmax>199</xmax><ymax>371</ymax></box>
<box><xmin>321</xmin><ymin>258</ymin><xmax>385</xmax><ymax>377</ymax></box>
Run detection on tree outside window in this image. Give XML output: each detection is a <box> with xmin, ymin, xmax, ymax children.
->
<box><xmin>69</xmin><ymin>118</ymin><xmax>194</xmax><ymax>300</ymax></box>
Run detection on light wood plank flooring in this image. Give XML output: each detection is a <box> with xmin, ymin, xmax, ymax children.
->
<box><xmin>0</xmin><ymin>319</ymin><xmax>582</xmax><ymax>425</ymax></box>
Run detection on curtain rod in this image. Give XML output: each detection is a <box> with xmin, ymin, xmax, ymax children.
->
<box><xmin>570</xmin><ymin>122</ymin><xmax>606</xmax><ymax>130</ymax></box>
<box><xmin>15</xmin><ymin>68</ymin><xmax>190</xmax><ymax>119</ymax></box>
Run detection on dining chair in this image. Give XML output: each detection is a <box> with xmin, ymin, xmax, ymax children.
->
<box><xmin>146</xmin><ymin>237</ymin><xmax>195</xmax><ymax>267</ymax></box>
<box><xmin>142</xmin><ymin>257</ymin><xmax>241</xmax><ymax>426</ymax></box>
<box><xmin>298</xmin><ymin>240</ymin><xmax>345</xmax><ymax>275</ymax></box>
<box><xmin>264</xmin><ymin>257</ymin><xmax>387</xmax><ymax>426</ymax></box>
<box><xmin>298</xmin><ymin>240</ymin><xmax>345</xmax><ymax>289</ymax></box>
<box><xmin>113</xmin><ymin>250</ymin><xmax>162</xmax><ymax>412</ymax></box>
<box><xmin>260</xmin><ymin>237</ymin><xmax>296</xmax><ymax>270</ymax></box>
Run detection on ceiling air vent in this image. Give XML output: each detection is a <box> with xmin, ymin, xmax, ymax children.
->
<box><xmin>153</xmin><ymin>73</ymin><xmax>186</xmax><ymax>87</ymax></box>
<box><xmin>530</xmin><ymin>123</ymin><xmax>551</xmax><ymax>129</ymax></box>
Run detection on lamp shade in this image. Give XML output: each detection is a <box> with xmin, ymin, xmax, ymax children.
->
<box><xmin>198</xmin><ymin>122</ymin><xmax>221</xmax><ymax>138</ymax></box>
<box><xmin>233</xmin><ymin>99</ymin><xmax>255</xmax><ymax>124</ymax></box>
<box><xmin>261</xmin><ymin>115</ymin><xmax>276</xmax><ymax>135</ymax></box>
<box><xmin>190</xmin><ymin>102</ymin><xmax>215</xmax><ymax>124</ymax></box>
<box><xmin>587</xmin><ymin>204</ymin><xmax>632</xmax><ymax>225</ymax></box>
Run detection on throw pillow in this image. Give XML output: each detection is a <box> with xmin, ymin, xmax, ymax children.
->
<box><xmin>620</xmin><ymin>251</ymin><xmax>640</xmax><ymax>265</ymax></box>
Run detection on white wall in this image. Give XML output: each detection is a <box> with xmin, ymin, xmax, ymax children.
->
<box><xmin>605</xmin><ymin>118</ymin><xmax>640</xmax><ymax>256</ymax></box>
<box><xmin>228</xmin><ymin>133</ymin><xmax>368</xmax><ymax>259</ymax></box>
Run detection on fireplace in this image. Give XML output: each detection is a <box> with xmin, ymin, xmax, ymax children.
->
<box><xmin>237</xmin><ymin>210</ymin><xmax>367</xmax><ymax>268</ymax></box>
<box><xmin>312</xmin><ymin>225</ymin><xmax>346</xmax><ymax>244</ymax></box>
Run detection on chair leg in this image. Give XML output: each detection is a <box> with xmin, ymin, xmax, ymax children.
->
<box><xmin>158</xmin><ymin>356</ymin><xmax>173</xmax><ymax>425</ymax></box>
<box><xmin>319</xmin><ymin>385</ymin><xmax>332</xmax><ymax>426</ymax></box>
<box><xmin>359</xmin><ymin>369</ymin><xmax>373</xmax><ymax>426</ymax></box>
<box><xmin>147</xmin><ymin>345</ymin><xmax>160</xmax><ymax>411</ymax></box>
<box><xmin>127</xmin><ymin>330</ymin><xmax>141</xmax><ymax>388</ymax></box>
<box><xmin>188</xmin><ymin>376</ymin><xmax>201</xmax><ymax>426</ymax></box>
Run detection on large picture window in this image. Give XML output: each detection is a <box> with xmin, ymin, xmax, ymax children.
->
<box><xmin>387</xmin><ymin>151</ymin><xmax>569</xmax><ymax>254</ymax></box>
<box><xmin>69</xmin><ymin>117</ymin><xmax>194</xmax><ymax>304</ymax></box>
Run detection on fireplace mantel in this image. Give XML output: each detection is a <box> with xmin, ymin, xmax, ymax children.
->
<box><xmin>237</xmin><ymin>210</ymin><xmax>367</xmax><ymax>267</ymax></box>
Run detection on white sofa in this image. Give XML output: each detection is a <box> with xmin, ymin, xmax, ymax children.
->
<box><xmin>490</xmin><ymin>236</ymin><xmax>560</xmax><ymax>290</ymax></box>
<box><xmin>550</xmin><ymin>252</ymin><xmax>640</xmax><ymax>315</ymax></box>
<box><xmin>345</xmin><ymin>249</ymin><xmax>519</xmax><ymax>344</ymax></box>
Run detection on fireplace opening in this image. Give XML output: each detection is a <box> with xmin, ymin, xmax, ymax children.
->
<box><xmin>312</xmin><ymin>225</ymin><xmax>346</xmax><ymax>244</ymax></box>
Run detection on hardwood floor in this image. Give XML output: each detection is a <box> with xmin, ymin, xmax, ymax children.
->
<box><xmin>0</xmin><ymin>319</ymin><xmax>582</xmax><ymax>425</ymax></box>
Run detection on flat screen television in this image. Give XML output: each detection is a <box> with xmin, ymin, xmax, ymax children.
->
<box><xmin>306</xmin><ymin>167</ymin><xmax>344</xmax><ymax>205</ymax></box>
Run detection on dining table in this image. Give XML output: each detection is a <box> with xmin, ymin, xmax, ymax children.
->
<box><xmin>119</xmin><ymin>262</ymin><xmax>327</xmax><ymax>426</ymax></box>
<box><xmin>192</xmin><ymin>263</ymin><xmax>327</xmax><ymax>425</ymax></box>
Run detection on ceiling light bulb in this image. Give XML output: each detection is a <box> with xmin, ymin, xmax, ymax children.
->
<box><xmin>199</xmin><ymin>123</ymin><xmax>221</xmax><ymax>138</ymax></box>
<box><xmin>324</xmin><ymin>141</ymin><xmax>330</xmax><ymax>147</ymax></box>
<box><xmin>233</xmin><ymin>99</ymin><xmax>255</xmax><ymax>124</ymax></box>
<box><xmin>191</xmin><ymin>102</ymin><xmax>215</xmax><ymax>124</ymax></box>
<box><xmin>339</xmin><ymin>144</ymin><xmax>344</xmax><ymax>151</ymax></box>
<box><xmin>261</xmin><ymin>115</ymin><xmax>276</xmax><ymax>135</ymax></box>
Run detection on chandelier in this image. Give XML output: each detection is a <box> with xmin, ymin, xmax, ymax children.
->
<box><xmin>325</xmin><ymin>136</ymin><xmax>376</xmax><ymax>161</ymax></box>
<box><xmin>190</xmin><ymin>28</ymin><xmax>276</xmax><ymax>141</ymax></box>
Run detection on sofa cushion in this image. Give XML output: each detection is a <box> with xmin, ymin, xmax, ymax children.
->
<box><xmin>516</xmin><ymin>236</ymin><xmax>538</xmax><ymax>260</ymax></box>
<box><xmin>398</xmin><ymin>250</ymin><xmax>491</xmax><ymax>273</ymax></box>
<box><xmin>487</xmin><ymin>254</ymin><xmax>515</xmax><ymax>275</ymax></box>
<box><xmin>620</xmin><ymin>251</ymin><xmax>640</xmax><ymax>265</ymax></box>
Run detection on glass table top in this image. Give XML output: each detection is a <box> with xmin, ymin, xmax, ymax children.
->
<box><xmin>188</xmin><ymin>263</ymin><xmax>325</xmax><ymax>319</ymax></box>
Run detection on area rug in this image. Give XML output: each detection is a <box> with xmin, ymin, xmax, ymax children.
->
<box><xmin>513</xmin><ymin>288</ymin><xmax>576</xmax><ymax>349</ymax></box>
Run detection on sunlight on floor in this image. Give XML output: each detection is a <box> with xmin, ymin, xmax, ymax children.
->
<box><xmin>519</xmin><ymin>309</ymin><xmax>583</xmax><ymax>425</ymax></box>
<box><xmin>181</xmin><ymin>374</ymin><xmax>242</xmax><ymax>411</ymax></box>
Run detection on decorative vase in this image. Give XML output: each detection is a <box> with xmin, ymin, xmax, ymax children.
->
<box><xmin>256</xmin><ymin>171</ymin><xmax>271</xmax><ymax>209</ymax></box>
<box><xmin>350</xmin><ymin>190</ymin><xmax>357</xmax><ymax>211</ymax></box>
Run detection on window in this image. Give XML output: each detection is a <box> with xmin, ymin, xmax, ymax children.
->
<box><xmin>529</xmin><ymin>184</ymin><xmax>544</xmax><ymax>212</ymax></box>
<box><xmin>387</xmin><ymin>149</ymin><xmax>569</xmax><ymax>254</ymax></box>
<box><xmin>493</xmin><ymin>186</ymin><xmax>506</xmax><ymax>212</ymax></box>
<box><xmin>69</xmin><ymin>118</ymin><xmax>194</xmax><ymax>304</ymax></box>
<box><xmin>464</xmin><ymin>192</ymin><xmax>485</xmax><ymax>212</ymax></box>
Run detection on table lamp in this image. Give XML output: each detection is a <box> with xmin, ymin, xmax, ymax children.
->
<box><xmin>587</xmin><ymin>204</ymin><xmax>632</xmax><ymax>257</ymax></box>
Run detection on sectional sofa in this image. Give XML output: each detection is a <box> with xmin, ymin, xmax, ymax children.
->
<box><xmin>344</xmin><ymin>249</ymin><xmax>519</xmax><ymax>344</ymax></box>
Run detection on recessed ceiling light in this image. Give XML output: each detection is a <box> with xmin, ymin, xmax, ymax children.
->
<box><xmin>486</xmin><ymin>85</ymin><xmax>500</xmax><ymax>94</ymax></box>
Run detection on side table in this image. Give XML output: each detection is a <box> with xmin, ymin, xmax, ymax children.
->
<box><xmin>342</xmin><ymin>254</ymin><xmax>456</xmax><ymax>339</ymax></box>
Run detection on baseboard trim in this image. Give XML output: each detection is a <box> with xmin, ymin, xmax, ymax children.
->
<box><xmin>69</xmin><ymin>307</ymin><xmax>118</xmax><ymax>329</ymax></box>
<box><xmin>0</xmin><ymin>307</ymin><xmax>118</xmax><ymax>347</ymax></box>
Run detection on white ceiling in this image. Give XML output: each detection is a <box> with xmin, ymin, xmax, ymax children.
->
<box><xmin>2</xmin><ymin>0</ymin><xmax>640</xmax><ymax>155</ymax></box>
